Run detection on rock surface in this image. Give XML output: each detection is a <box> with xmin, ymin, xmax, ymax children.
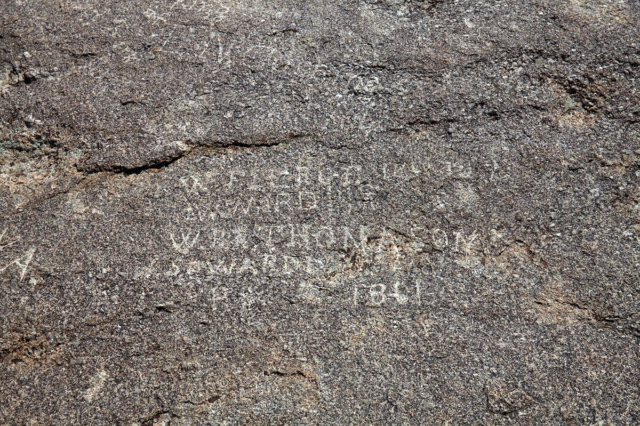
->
<box><xmin>1</xmin><ymin>0</ymin><xmax>640</xmax><ymax>423</ymax></box>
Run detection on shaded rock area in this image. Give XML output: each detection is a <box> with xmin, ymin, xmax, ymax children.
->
<box><xmin>1</xmin><ymin>0</ymin><xmax>639</xmax><ymax>423</ymax></box>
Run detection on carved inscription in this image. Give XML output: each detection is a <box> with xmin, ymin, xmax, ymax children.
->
<box><xmin>164</xmin><ymin>224</ymin><xmax>479</xmax><ymax>277</ymax></box>
<box><xmin>0</xmin><ymin>229</ymin><xmax>36</xmax><ymax>282</ymax></box>
<box><xmin>144</xmin><ymin>157</ymin><xmax>489</xmax><ymax>307</ymax></box>
<box><xmin>352</xmin><ymin>280</ymin><xmax>424</xmax><ymax>307</ymax></box>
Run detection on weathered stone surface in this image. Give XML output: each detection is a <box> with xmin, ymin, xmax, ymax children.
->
<box><xmin>1</xmin><ymin>0</ymin><xmax>639</xmax><ymax>423</ymax></box>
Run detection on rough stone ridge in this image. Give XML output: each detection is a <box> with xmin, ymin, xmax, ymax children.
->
<box><xmin>1</xmin><ymin>0</ymin><xmax>639</xmax><ymax>423</ymax></box>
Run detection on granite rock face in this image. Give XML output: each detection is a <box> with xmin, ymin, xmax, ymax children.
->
<box><xmin>1</xmin><ymin>0</ymin><xmax>640</xmax><ymax>423</ymax></box>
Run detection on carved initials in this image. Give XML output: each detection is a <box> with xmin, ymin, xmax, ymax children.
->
<box><xmin>170</xmin><ymin>231</ymin><xmax>200</xmax><ymax>254</ymax></box>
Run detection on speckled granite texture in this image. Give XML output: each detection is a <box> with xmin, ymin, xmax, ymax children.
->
<box><xmin>1</xmin><ymin>0</ymin><xmax>639</xmax><ymax>423</ymax></box>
